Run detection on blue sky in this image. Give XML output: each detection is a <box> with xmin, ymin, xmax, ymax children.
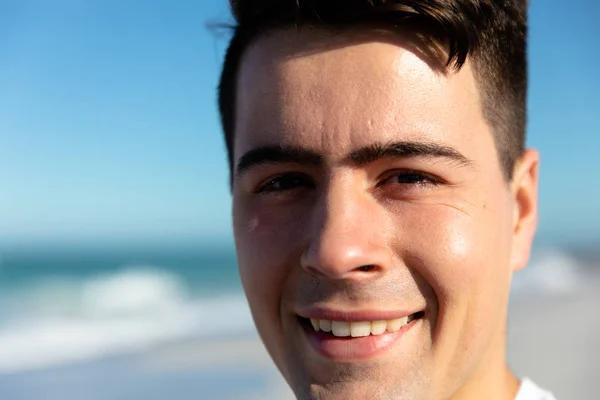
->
<box><xmin>0</xmin><ymin>0</ymin><xmax>598</xmax><ymax>249</ymax></box>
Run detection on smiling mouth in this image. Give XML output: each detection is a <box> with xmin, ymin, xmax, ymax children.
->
<box><xmin>298</xmin><ymin>311</ymin><xmax>425</xmax><ymax>338</ymax></box>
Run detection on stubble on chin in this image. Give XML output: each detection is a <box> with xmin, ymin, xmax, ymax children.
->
<box><xmin>287</xmin><ymin>355</ymin><xmax>431</xmax><ymax>400</ymax></box>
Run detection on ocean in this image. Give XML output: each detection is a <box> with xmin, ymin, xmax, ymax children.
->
<box><xmin>0</xmin><ymin>244</ymin><xmax>253</xmax><ymax>374</ymax></box>
<box><xmin>0</xmin><ymin>243</ymin><xmax>596</xmax><ymax>399</ymax></box>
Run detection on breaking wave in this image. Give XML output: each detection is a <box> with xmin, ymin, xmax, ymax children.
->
<box><xmin>511</xmin><ymin>248</ymin><xmax>585</xmax><ymax>297</ymax></box>
<box><xmin>0</xmin><ymin>267</ymin><xmax>253</xmax><ymax>374</ymax></box>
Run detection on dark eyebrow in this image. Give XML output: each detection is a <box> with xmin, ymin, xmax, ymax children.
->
<box><xmin>235</xmin><ymin>145</ymin><xmax>323</xmax><ymax>177</ymax></box>
<box><xmin>345</xmin><ymin>141</ymin><xmax>475</xmax><ymax>168</ymax></box>
<box><xmin>234</xmin><ymin>141</ymin><xmax>474</xmax><ymax>179</ymax></box>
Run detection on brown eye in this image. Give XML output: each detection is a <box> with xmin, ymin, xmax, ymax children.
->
<box><xmin>379</xmin><ymin>170</ymin><xmax>442</xmax><ymax>188</ymax></box>
<box><xmin>390</xmin><ymin>172</ymin><xmax>436</xmax><ymax>185</ymax></box>
<box><xmin>257</xmin><ymin>173</ymin><xmax>315</xmax><ymax>194</ymax></box>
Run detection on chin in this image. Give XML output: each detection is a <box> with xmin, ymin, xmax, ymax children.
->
<box><xmin>293</xmin><ymin>380</ymin><xmax>425</xmax><ymax>400</ymax></box>
<box><xmin>282</xmin><ymin>360</ymin><xmax>430</xmax><ymax>400</ymax></box>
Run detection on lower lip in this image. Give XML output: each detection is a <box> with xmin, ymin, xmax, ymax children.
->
<box><xmin>301</xmin><ymin>319</ymin><xmax>419</xmax><ymax>361</ymax></box>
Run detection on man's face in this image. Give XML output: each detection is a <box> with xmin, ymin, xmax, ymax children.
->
<box><xmin>231</xmin><ymin>30</ymin><xmax>537</xmax><ymax>399</ymax></box>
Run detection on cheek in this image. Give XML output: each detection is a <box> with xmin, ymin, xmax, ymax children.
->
<box><xmin>401</xmin><ymin>199</ymin><xmax>512</xmax><ymax>305</ymax></box>
<box><xmin>232</xmin><ymin>199</ymin><xmax>304</xmax><ymax>315</ymax></box>
<box><xmin>398</xmin><ymin>198</ymin><xmax>513</xmax><ymax>380</ymax></box>
<box><xmin>400</xmin><ymin>205</ymin><xmax>485</xmax><ymax>298</ymax></box>
<box><xmin>232</xmin><ymin>199</ymin><xmax>304</xmax><ymax>373</ymax></box>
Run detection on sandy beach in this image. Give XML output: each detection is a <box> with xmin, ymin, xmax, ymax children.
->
<box><xmin>507</xmin><ymin>272</ymin><xmax>600</xmax><ymax>399</ymax></box>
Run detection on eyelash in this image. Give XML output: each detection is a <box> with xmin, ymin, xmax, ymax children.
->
<box><xmin>255</xmin><ymin>173</ymin><xmax>314</xmax><ymax>194</ymax></box>
<box><xmin>377</xmin><ymin>170</ymin><xmax>443</xmax><ymax>188</ymax></box>
<box><xmin>255</xmin><ymin>170</ymin><xmax>442</xmax><ymax>194</ymax></box>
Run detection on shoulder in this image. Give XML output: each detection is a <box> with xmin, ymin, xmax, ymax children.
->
<box><xmin>515</xmin><ymin>377</ymin><xmax>557</xmax><ymax>400</ymax></box>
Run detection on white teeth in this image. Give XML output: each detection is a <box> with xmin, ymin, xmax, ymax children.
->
<box><xmin>331</xmin><ymin>321</ymin><xmax>351</xmax><ymax>337</ymax></box>
<box><xmin>386</xmin><ymin>316</ymin><xmax>408</xmax><ymax>332</ymax></box>
<box><xmin>370</xmin><ymin>320</ymin><xmax>387</xmax><ymax>335</ymax></box>
<box><xmin>350</xmin><ymin>321</ymin><xmax>371</xmax><ymax>337</ymax></box>
<box><xmin>307</xmin><ymin>314</ymin><xmax>417</xmax><ymax>336</ymax></box>
<box><xmin>319</xmin><ymin>319</ymin><xmax>332</xmax><ymax>332</ymax></box>
<box><xmin>310</xmin><ymin>319</ymin><xmax>319</xmax><ymax>331</ymax></box>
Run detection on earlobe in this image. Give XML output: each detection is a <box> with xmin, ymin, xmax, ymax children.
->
<box><xmin>510</xmin><ymin>149</ymin><xmax>540</xmax><ymax>272</ymax></box>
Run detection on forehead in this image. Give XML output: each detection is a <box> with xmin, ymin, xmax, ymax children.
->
<box><xmin>234</xmin><ymin>29</ymin><xmax>491</xmax><ymax>162</ymax></box>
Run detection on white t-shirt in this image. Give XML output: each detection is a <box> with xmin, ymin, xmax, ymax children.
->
<box><xmin>515</xmin><ymin>378</ymin><xmax>557</xmax><ymax>400</ymax></box>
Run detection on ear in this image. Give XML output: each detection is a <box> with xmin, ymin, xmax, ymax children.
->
<box><xmin>510</xmin><ymin>148</ymin><xmax>540</xmax><ymax>272</ymax></box>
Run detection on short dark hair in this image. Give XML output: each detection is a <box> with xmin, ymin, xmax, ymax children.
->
<box><xmin>218</xmin><ymin>0</ymin><xmax>528</xmax><ymax>181</ymax></box>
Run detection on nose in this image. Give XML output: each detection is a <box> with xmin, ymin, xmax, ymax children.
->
<box><xmin>300</xmin><ymin>180</ymin><xmax>390</xmax><ymax>281</ymax></box>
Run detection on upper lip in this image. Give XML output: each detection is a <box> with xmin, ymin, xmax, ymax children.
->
<box><xmin>297</xmin><ymin>307</ymin><xmax>425</xmax><ymax>322</ymax></box>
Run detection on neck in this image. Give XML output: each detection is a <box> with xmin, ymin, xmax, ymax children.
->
<box><xmin>451</xmin><ymin>365</ymin><xmax>520</xmax><ymax>400</ymax></box>
<box><xmin>450</xmin><ymin>320</ymin><xmax>521</xmax><ymax>400</ymax></box>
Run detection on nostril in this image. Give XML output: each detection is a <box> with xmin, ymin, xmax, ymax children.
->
<box><xmin>357</xmin><ymin>265</ymin><xmax>376</xmax><ymax>272</ymax></box>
